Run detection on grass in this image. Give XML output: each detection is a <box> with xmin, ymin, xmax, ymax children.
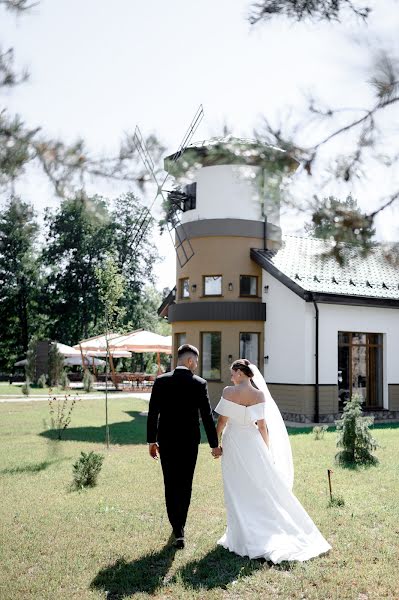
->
<box><xmin>0</xmin><ymin>398</ymin><xmax>398</xmax><ymax>600</ymax></box>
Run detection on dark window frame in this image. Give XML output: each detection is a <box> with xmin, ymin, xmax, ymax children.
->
<box><xmin>179</xmin><ymin>277</ymin><xmax>190</xmax><ymax>299</ymax></box>
<box><xmin>239</xmin><ymin>331</ymin><xmax>261</xmax><ymax>368</ymax></box>
<box><xmin>239</xmin><ymin>274</ymin><xmax>258</xmax><ymax>297</ymax></box>
<box><xmin>200</xmin><ymin>331</ymin><xmax>222</xmax><ymax>381</ymax></box>
<box><xmin>338</xmin><ymin>331</ymin><xmax>383</xmax><ymax>410</ymax></box>
<box><xmin>203</xmin><ymin>275</ymin><xmax>223</xmax><ymax>297</ymax></box>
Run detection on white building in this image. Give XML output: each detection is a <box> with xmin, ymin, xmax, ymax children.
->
<box><xmin>159</xmin><ymin>137</ymin><xmax>399</xmax><ymax>423</ymax></box>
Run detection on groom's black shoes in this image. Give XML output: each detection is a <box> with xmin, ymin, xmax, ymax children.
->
<box><xmin>174</xmin><ymin>537</ymin><xmax>185</xmax><ymax>550</ymax></box>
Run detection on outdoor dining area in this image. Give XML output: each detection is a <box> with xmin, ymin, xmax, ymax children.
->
<box><xmin>72</xmin><ymin>329</ymin><xmax>172</xmax><ymax>391</ymax></box>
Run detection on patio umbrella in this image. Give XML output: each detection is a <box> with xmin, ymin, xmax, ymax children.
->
<box><xmin>64</xmin><ymin>355</ymin><xmax>106</xmax><ymax>367</ymax></box>
<box><xmin>110</xmin><ymin>329</ymin><xmax>172</xmax><ymax>373</ymax></box>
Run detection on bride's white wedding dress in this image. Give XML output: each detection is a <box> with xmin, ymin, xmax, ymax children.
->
<box><xmin>215</xmin><ymin>396</ymin><xmax>332</xmax><ymax>564</ymax></box>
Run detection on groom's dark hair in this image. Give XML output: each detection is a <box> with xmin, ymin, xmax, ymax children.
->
<box><xmin>177</xmin><ymin>344</ymin><xmax>199</xmax><ymax>360</ymax></box>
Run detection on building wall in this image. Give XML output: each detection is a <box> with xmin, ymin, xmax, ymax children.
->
<box><xmin>173</xmin><ymin>320</ymin><xmax>264</xmax><ymax>407</ymax></box>
<box><xmin>317</xmin><ymin>303</ymin><xmax>399</xmax><ymax>410</ymax></box>
<box><xmin>262</xmin><ymin>270</ymin><xmax>399</xmax><ymax>417</ymax></box>
<box><xmin>181</xmin><ymin>165</ymin><xmax>269</xmax><ymax>225</ymax></box>
<box><xmin>175</xmin><ymin>235</ymin><xmax>263</xmax><ymax>301</ymax></box>
<box><xmin>262</xmin><ymin>271</ymin><xmax>314</xmax><ymax>385</ymax></box>
<box><xmin>388</xmin><ymin>385</ymin><xmax>399</xmax><ymax>411</ymax></box>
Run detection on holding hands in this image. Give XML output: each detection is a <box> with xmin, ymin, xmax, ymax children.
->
<box><xmin>211</xmin><ymin>446</ymin><xmax>223</xmax><ymax>458</ymax></box>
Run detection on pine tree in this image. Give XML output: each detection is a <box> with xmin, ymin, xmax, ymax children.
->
<box><xmin>335</xmin><ymin>393</ymin><xmax>379</xmax><ymax>466</ymax></box>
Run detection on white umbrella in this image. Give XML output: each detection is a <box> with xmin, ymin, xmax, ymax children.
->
<box><xmin>53</xmin><ymin>342</ymin><xmax>82</xmax><ymax>356</ymax></box>
<box><xmin>110</xmin><ymin>330</ymin><xmax>172</xmax><ymax>354</ymax></box>
<box><xmin>64</xmin><ymin>355</ymin><xmax>106</xmax><ymax>367</ymax></box>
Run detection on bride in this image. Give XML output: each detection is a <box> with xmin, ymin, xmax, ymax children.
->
<box><xmin>215</xmin><ymin>358</ymin><xmax>331</xmax><ymax>564</ymax></box>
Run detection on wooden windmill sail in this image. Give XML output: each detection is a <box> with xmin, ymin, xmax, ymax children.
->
<box><xmin>132</xmin><ymin>105</ymin><xmax>204</xmax><ymax>267</ymax></box>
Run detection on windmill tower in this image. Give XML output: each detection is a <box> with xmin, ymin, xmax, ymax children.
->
<box><xmin>159</xmin><ymin>136</ymin><xmax>298</xmax><ymax>404</ymax></box>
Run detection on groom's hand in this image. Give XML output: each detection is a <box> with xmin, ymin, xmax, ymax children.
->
<box><xmin>148</xmin><ymin>443</ymin><xmax>159</xmax><ymax>460</ymax></box>
<box><xmin>211</xmin><ymin>446</ymin><xmax>222</xmax><ymax>458</ymax></box>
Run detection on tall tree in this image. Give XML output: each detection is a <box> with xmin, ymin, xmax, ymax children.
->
<box><xmin>111</xmin><ymin>193</ymin><xmax>159</xmax><ymax>330</ymax></box>
<box><xmin>42</xmin><ymin>193</ymin><xmax>112</xmax><ymax>344</ymax></box>
<box><xmin>0</xmin><ymin>196</ymin><xmax>40</xmax><ymax>370</ymax></box>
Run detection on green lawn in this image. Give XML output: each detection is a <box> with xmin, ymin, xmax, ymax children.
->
<box><xmin>0</xmin><ymin>398</ymin><xmax>398</xmax><ymax>600</ymax></box>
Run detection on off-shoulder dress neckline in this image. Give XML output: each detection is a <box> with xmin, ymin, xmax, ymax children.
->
<box><xmin>221</xmin><ymin>396</ymin><xmax>265</xmax><ymax>409</ymax></box>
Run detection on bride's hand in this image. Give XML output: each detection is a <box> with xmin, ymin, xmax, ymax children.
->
<box><xmin>211</xmin><ymin>446</ymin><xmax>223</xmax><ymax>458</ymax></box>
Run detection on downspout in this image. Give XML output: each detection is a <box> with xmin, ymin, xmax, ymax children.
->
<box><xmin>311</xmin><ymin>294</ymin><xmax>320</xmax><ymax>423</ymax></box>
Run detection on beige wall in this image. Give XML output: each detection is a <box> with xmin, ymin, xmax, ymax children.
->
<box><xmin>388</xmin><ymin>385</ymin><xmax>399</xmax><ymax>410</ymax></box>
<box><xmin>173</xmin><ymin>319</ymin><xmax>264</xmax><ymax>407</ymax></box>
<box><xmin>267</xmin><ymin>384</ymin><xmax>339</xmax><ymax>417</ymax></box>
<box><xmin>176</xmin><ymin>236</ymin><xmax>263</xmax><ymax>303</ymax></box>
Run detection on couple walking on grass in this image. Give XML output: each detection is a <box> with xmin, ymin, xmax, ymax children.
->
<box><xmin>147</xmin><ymin>343</ymin><xmax>331</xmax><ymax>562</ymax></box>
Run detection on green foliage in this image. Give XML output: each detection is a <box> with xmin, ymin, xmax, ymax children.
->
<box><xmin>95</xmin><ymin>254</ymin><xmax>126</xmax><ymax>332</ymax></box>
<box><xmin>304</xmin><ymin>195</ymin><xmax>376</xmax><ymax>264</ymax></box>
<box><xmin>249</xmin><ymin>0</ymin><xmax>371</xmax><ymax>24</ymax></box>
<box><xmin>37</xmin><ymin>373</ymin><xmax>47</xmax><ymax>388</ymax></box>
<box><xmin>25</xmin><ymin>336</ymin><xmax>38</xmax><ymax>383</ymax></box>
<box><xmin>47</xmin><ymin>394</ymin><xmax>79</xmax><ymax>440</ymax></box>
<box><xmin>72</xmin><ymin>451</ymin><xmax>104</xmax><ymax>489</ymax></box>
<box><xmin>327</xmin><ymin>494</ymin><xmax>345</xmax><ymax>507</ymax></box>
<box><xmin>335</xmin><ymin>393</ymin><xmax>380</xmax><ymax>466</ymax></box>
<box><xmin>48</xmin><ymin>343</ymin><xmax>64</xmax><ymax>387</ymax></box>
<box><xmin>21</xmin><ymin>378</ymin><xmax>30</xmax><ymax>396</ymax></box>
<box><xmin>0</xmin><ymin>198</ymin><xmax>40</xmax><ymax>371</ymax></box>
<box><xmin>60</xmin><ymin>371</ymin><xmax>70</xmax><ymax>391</ymax></box>
<box><xmin>313</xmin><ymin>424</ymin><xmax>328</xmax><ymax>440</ymax></box>
<box><xmin>83</xmin><ymin>370</ymin><xmax>94</xmax><ymax>393</ymax></box>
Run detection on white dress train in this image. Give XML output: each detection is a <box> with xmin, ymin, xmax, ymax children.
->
<box><xmin>215</xmin><ymin>397</ymin><xmax>332</xmax><ymax>564</ymax></box>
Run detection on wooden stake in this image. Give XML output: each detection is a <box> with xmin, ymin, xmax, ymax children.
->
<box><xmin>327</xmin><ymin>469</ymin><xmax>333</xmax><ymax>502</ymax></box>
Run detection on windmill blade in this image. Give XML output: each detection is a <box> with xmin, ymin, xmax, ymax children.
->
<box><xmin>130</xmin><ymin>206</ymin><xmax>154</xmax><ymax>248</ymax></box>
<box><xmin>166</xmin><ymin>216</ymin><xmax>195</xmax><ymax>268</ymax></box>
<box><xmin>133</xmin><ymin>126</ymin><xmax>159</xmax><ymax>186</ymax></box>
<box><xmin>172</xmin><ymin>104</ymin><xmax>204</xmax><ymax>163</ymax></box>
<box><xmin>159</xmin><ymin>104</ymin><xmax>204</xmax><ymax>189</ymax></box>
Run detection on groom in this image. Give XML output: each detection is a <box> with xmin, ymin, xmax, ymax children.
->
<box><xmin>147</xmin><ymin>343</ymin><xmax>221</xmax><ymax>549</ymax></box>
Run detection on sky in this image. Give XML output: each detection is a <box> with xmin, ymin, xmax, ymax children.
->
<box><xmin>2</xmin><ymin>0</ymin><xmax>399</xmax><ymax>291</ymax></box>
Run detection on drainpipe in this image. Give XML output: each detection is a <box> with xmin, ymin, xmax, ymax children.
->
<box><xmin>263</xmin><ymin>214</ymin><xmax>268</xmax><ymax>251</ymax></box>
<box><xmin>311</xmin><ymin>294</ymin><xmax>320</xmax><ymax>424</ymax></box>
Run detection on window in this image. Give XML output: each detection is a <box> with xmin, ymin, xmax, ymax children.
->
<box><xmin>182</xmin><ymin>182</ymin><xmax>197</xmax><ymax>212</ymax></box>
<box><xmin>201</xmin><ymin>332</ymin><xmax>221</xmax><ymax>380</ymax></box>
<box><xmin>180</xmin><ymin>278</ymin><xmax>190</xmax><ymax>299</ymax></box>
<box><xmin>204</xmin><ymin>275</ymin><xmax>222</xmax><ymax>296</ymax></box>
<box><xmin>175</xmin><ymin>333</ymin><xmax>187</xmax><ymax>362</ymax></box>
<box><xmin>338</xmin><ymin>332</ymin><xmax>383</xmax><ymax>410</ymax></box>
<box><xmin>240</xmin><ymin>275</ymin><xmax>258</xmax><ymax>297</ymax></box>
<box><xmin>240</xmin><ymin>333</ymin><xmax>260</xmax><ymax>367</ymax></box>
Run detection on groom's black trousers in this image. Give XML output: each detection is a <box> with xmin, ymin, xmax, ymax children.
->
<box><xmin>159</xmin><ymin>442</ymin><xmax>199</xmax><ymax>539</ymax></box>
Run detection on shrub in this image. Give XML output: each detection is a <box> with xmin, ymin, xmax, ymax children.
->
<box><xmin>60</xmin><ymin>371</ymin><xmax>70</xmax><ymax>390</ymax></box>
<box><xmin>335</xmin><ymin>393</ymin><xmax>379</xmax><ymax>466</ymax></box>
<box><xmin>313</xmin><ymin>425</ymin><xmax>329</xmax><ymax>440</ymax></box>
<box><xmin>48</xmin><ymin>394</ymin><xmax>80</xmax><ymax>440</ymax></box>
<box><xmin>48</xmin><ymin>343</ymin><xmax>65</xmax><ymax>387</ymax></box>
<box><xmin>22</xmin><ymin>378</ymin><xmax>31</xmax><ymax>396</ymax></box>
<box><xmin>72</xmin><ymin>451</ymin><xmax>104</xmax><ymax>489</ymax></box>
<box><xmin>328</xmin><ymin>495</ymin><xmax>345</xmax><ymax>508</ymax></box>
<box><xmin>37</xmin><ymin>374</ymin><xmax>47</xmax><ymax>388</ymax></box>
<box><xmin>83</xmin><ymin>370</ymin><xmax>94</xmax><ymax>392</ymax></box>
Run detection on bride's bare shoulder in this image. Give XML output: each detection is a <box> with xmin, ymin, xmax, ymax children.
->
<box><xmin>254</xmin><ymin>388</ymin><xmax>266</xmax><ymax>403</ymax></box>
<box><xmin>222</xmin><ymin>386</ymin><xmax>234</xmax><ymax>400</ymax></box>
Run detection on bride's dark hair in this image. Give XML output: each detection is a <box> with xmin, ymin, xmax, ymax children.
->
<box><xmin>231</xmin><ymin>358</ymin><xmax>254</xmax><ymax>378</ymax></box>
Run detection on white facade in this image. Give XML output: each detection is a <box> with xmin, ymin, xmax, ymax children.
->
<box><xmin>262</xmin><ymin>270</ymin><xmax>314</xmax><ymax>385</ymax></box>
<box><xmin>181</xmin><ymin>165</ymin><xmax>265</xmax><ymax>224</ymax></box>
<box><xmin>263</xmin><ymin>269</ymin><xmax>399</xmax><ymax>409</ymax></box>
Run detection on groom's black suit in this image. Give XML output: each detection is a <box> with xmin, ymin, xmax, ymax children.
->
<box><xmin>147</xmin><ymin>367</ymin><xmax>218</xmax><ymax>539</ymax></box>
